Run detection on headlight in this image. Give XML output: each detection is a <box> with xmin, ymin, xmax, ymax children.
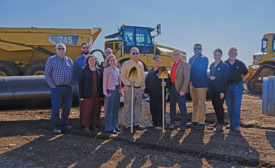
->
<box><xmin>253</xmin><ymin>55</ymin><xmax>262</xmax><ymax>60</ymax></box>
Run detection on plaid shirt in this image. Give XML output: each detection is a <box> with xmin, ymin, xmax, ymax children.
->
<box><xmin>44</xmin><ymin>55</ymin><xmax>74</xmax><ymax>88</ymax></box>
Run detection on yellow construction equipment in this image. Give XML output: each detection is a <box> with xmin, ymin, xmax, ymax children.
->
<box><xmin>93</xmin><ymin>24</ymin><xmax>186</xmax><ymax>70</ymax></box>
<box><xmin>0</xmin><ymin>27</ymin><xmax>101</xmax><ymax>76</ymax></box>
<box><xmin>247</xmin><ymin>33</ymin><xmax>275</xmax><ymax>93</ymax></box>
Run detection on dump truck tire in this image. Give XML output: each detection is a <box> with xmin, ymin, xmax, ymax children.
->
<box><xmin>0</xmin><ymin>61</ymin><xmax>21</xmax><ymax>76</ymax></box>
<box><xmin>24</xmin><ymin>60</ymin><xmax>46</xmax><ymax>76</ymax></box>
<box><xmin>91</xmin><ymin>49</ymin><xmax>105</xmax><ymax>62</ymax></box>
<box><xmin>247</xmin><ymin>64</ymin><xmax>275</xmax><ymax>93</ymax></box>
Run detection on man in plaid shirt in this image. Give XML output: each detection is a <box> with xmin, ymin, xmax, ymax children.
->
<box><xmin>44</xmin><ymin>43</ymin><xmax>74</xmax><ymax>134</ymax></box>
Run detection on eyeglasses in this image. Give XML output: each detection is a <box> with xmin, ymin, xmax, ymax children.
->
<box><xmin>194</xmin><ymin>48</ymin><xmax>201</xmax><ymax>51</ymax></box>
<box><xmin>105</xmin><ymin>52</ymin><xmax>111</xmax><ymax>54</ymax></box>
<box><xmin>82</xmin><ymin>47</ymin><xmax>89</xmax><ymax>49</ymax></box>
<box><xmin>132</xmin><ymin>52</ymin><xmax>139</xmax><ymax>55</ymax></box>
<box><xmin>58</xmin><ymin>48</ymin><xmax>65</xmax><ymax>50</ymax></box>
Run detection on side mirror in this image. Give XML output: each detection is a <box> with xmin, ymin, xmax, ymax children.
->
<box><xmin>157</xmin><ymin>24</ymin><xmax>161</xmax><ymax>36</ymax></box>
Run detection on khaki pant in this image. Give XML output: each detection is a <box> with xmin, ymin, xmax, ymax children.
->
<box><xmin>124</xmin><ymin>86</ymin><xmax>142</xmax><ymax>128</ymax></box>
<box><xmin>190</xmin><ymin>86</ymin><xmax>208</xmax><ymax>124</ymax></box>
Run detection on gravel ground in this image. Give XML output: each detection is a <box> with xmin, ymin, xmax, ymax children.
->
<box><xmin>0</xmin><ymin>93</ymin><xmax>275</xmax><ymax>168</ymax></box>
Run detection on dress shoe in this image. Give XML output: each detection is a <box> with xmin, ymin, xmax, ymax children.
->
<box><xmin>154</xmin><ymin>126</ymin><xmax>162</xmax><ymax>130</ymax></box>
<box><xmin>115</xmin><ymin>128</ymin><xmax>122</xmax><ymax>132</ymax></box>
<box><xmin>194</xmin><ymin>124</ymin><xmax>205</xmax><ymax>130</ymax></box>
<box><xmin>210</xmin><ymin>122</ymin><xmax>218</xmax><ymax>127</ymax></box>
<box><xmin>231</xmin><ymin>127</ymin><xmax>241</xmax><ymax>133</ymax></box>
<box><xmin>53</xmin><ymin>128</ymin><xmax>61</xmax><ymax>135</ymax></box>
<box><xmin>106</xmin><ymin>130</ymin><xmax>117</xmax><ymax>134</ymax></box>
<box><xmin>134</xmin><ymin>125</ymin><xmax>145</xmax><ymax>130</ymax></box>
<box><xmin>169</xmin><ymin>124</ymin><xmax>175</xmax><ymax>130</ymax></box>
<box><xmin>177</xmin><ymin>126</ymin><xmax>186</xmax><ymax>132</ymax></box>
<box><xmin>213</xmin><ymin>125</ymin><xmax>223</xmax><ymax>132</ymax></box>
<box><xmin>186</xmin><ymin>122</ymin><xmax>198</xmax><ymax>128</ymax></box>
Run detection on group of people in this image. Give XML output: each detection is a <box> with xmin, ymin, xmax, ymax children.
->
<box><xmin>44</xmin><ymin>42</ymin><xmax>248</xmax><ymax>135</ymax></box>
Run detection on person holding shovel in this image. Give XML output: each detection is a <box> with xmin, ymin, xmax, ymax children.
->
<box><xmin>121</xmin><ymin>47</ymin><xmax>145</xmax><ymax>130</ymax></box>
<box><xmin>144</xmin><ymin>55</ymin><xmax>170</xmax><ymax>130</ymax></box>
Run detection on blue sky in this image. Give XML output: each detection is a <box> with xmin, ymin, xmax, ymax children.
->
<box><xmin>1</xmin><ymin>0</ymin><xmax>274</xmax><ymax>65</ymax></box>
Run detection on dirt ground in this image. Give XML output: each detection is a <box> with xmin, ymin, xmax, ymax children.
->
<box><xmin>0</xmin><ymin>93</ymin><xmax>275</xmax><ymax>168</ymax></box>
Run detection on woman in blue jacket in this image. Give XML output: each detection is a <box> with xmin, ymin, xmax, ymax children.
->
<box><xmin>209</xmin><ymin>48</ymin><xmax>228</xmax><ymax>132</ymax></box>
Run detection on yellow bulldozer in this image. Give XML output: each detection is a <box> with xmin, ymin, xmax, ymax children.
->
<box><xmin>92</xmin><ymin>24</ymin><xmax>186</xmax><ymax>70</ymax></box>
<box><xmin>0</xmin><ymin>27</ymin><xmax>101</xmax><ymax>76</ymax></box>
<box><xmin>247</xmin><ymin>33</ymin><xmax>275</xmax><ymax>93</ymax></box>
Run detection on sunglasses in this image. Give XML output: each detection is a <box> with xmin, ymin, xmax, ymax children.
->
<box><xmin>58</xmin><ymin>48</ymin><xmax>65</xmax><ymax>50</ymax></box>
<box><xmin>82</xmin><ymin>47</ymin><xmax>89</xmax><ymax>49</ymax></box>
<box><xmin>132</xmin><ymin>52</ymin><xmax>139</xmax><ymax>55</ymax></box>
<box><xmin>194</xmin><ymin>48</ymin><xmax>201</xmax><ymax>51</ymax></box>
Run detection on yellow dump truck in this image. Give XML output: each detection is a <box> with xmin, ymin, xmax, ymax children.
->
<box><xmin>0</xmin><ymin>27</ymin><xmax>101</xmax><ymax>76</ymax></box>
<box><xmin>247</xmin><ymin>33</ymin><xmax>275</xmax><ymax>93</ymax></box>
<box><xmin>92</xmin><ymin>24</ymin><xmax>186</xmax><ymax>70</ymax></box>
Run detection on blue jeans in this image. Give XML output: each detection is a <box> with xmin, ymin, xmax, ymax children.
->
<box><xmin>226</xmin><ymin>83</ymin><xmax>243</xmax><ymax>127</ymax></box>
<box><xmin>50</xmin><ymin>86</ymin><xmax>72</xmax><ymax>129</ymax></box>
<box><xmin>104</xmin><ymin>86</ymin><xmax>120</xmax><ymax>131</ymax></box>
<box><xmin>169</xmin><ymin>84</ymin><xmax>187</xmax><ymax>127</ymax></box>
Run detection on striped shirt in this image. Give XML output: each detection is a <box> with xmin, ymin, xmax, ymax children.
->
<box><xmin>44</xmin><ymin>55</ymin><xmax>74</xmax><ymax>88</ymax></box>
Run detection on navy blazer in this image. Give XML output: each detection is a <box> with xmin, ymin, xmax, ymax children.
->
<box><xmin>209</xmin><ymin>61</ymin><xmax>228</xmax><ymax>93</ymax></box>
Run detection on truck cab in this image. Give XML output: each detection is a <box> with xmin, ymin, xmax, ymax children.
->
<box><xmin>104</xmin><ymin>25</ymin><xmax>186</xmax><ymax>70</ymax></box>
<box><xmin>253</xmin><ymin>33</ymin><xmax>275</xmax><ymax>65</ymax></box>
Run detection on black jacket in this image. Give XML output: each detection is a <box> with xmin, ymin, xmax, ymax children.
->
<box><xmin>78</xmin><ymin>65</ymin><xmax>103</xmax><ymax>99</ymax></box>
<box><xmin>209</xmin><ymin>61</ymin><xmax>228</xmax><ymax>93</ymax></box>
<box><xmin>145</xmin><ymin>67</ymin><xmax>171</xmax><ymax>97</ymax></box>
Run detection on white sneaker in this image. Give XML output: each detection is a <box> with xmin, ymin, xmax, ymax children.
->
<box><xmin>154</xmin><ymin>126</ymin><xmax>162</xmax><ymax>130</ymax></box>
<box><xmin>53</xmin><ymin>128</ymin><xmax>61</xmax><ymax>134</ymax></box>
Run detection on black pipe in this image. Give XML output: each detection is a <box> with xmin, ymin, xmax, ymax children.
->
<box><xmin>0</xmin><ymin>76</ymin><xmax>77</xmax><ymax>109</ymax></box>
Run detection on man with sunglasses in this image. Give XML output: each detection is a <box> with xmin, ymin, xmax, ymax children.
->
<box><xmin>45</xmin><ymin>43</ymin><xmax>74</xmax><ymax>134</ymax></box>
<box><xmin>104</xmin><ymin>48</ymin><xmax>113</xmax><ymax>58</ymax></box>
<box><xmin>188</xmin><ymin>43</ymin><xmax>209</xmax><ymax>130</ymax></box>
<box><xmin>121</xmin><ymin>47</ymin><xmax>145</xmax><ymax>130</ymax></box>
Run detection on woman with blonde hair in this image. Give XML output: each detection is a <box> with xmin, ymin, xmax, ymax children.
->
<box><xmin>78</xmin><ymin>55</ymin><xmax>103</xmax><ymax>134</ymax></box>
<box><xmin>103</xmin><ymin>55</ymin><xmax>122</xmax><ymax>134</ymax></box>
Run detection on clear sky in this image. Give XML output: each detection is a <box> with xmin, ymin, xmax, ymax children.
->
<box><xmin>1</xmin><ymin>0</ymin><xmax>274</xmax><ymax>66</ymax></box>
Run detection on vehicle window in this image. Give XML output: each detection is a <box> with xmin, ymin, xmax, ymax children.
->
<box><xmin>261</xmin><ymin>39</ymin><xmax>267</xmax><ymax>52</ymax></box>
<box><xmin>123</xmin><ymin>27</ymin><xmax>135</xmax><ymax>46</ymax></box>
<box><xmin>136</xmin><ymin>28</ymin><xmax>152</xmax><ymax>46</ymax></box>
<box><xmin>273</xmin><ymin>39</ymin><xmax>275</xmax><ymax>51</ymax></box>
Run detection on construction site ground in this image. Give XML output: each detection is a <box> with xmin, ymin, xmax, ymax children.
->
<box><xmin>0</xmin><ymin>93</ymin><xmax>275</xmax><ymax>168</ymax></box>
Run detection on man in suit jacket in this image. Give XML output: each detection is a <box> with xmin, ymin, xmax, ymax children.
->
<box><xmin>169</xmin><ymin>50</ymin><xmax>190</xmax><ymax>131</ymax></box>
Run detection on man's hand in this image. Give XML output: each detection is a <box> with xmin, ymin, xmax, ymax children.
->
<box><xmin>180</xmin><ymin>91</ymin><xmax>185</xmax><ymax>96</ymax></box>
<box><xmin>210</xmin><ymin>76</ymin><xmax>215</xmax><ymax>80</ymax></box>
<box><xmin>80</xmin><ymin>98</ymin><xmax>84</xmax><ymax>101</ymax></box>
<box><xmin>129</xmin><ymin>81</ymin><xmax>135</xmax><ymax>87</ymax></box>
<box><xmin>161</xmin><ymin>82</ymin><xmax>166</xmax><ymax>87</ymax></box>
<box><xmin>220</xmin><ymin>93</ymin><xmax>224</xmax><ymax>99</ymax></box>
